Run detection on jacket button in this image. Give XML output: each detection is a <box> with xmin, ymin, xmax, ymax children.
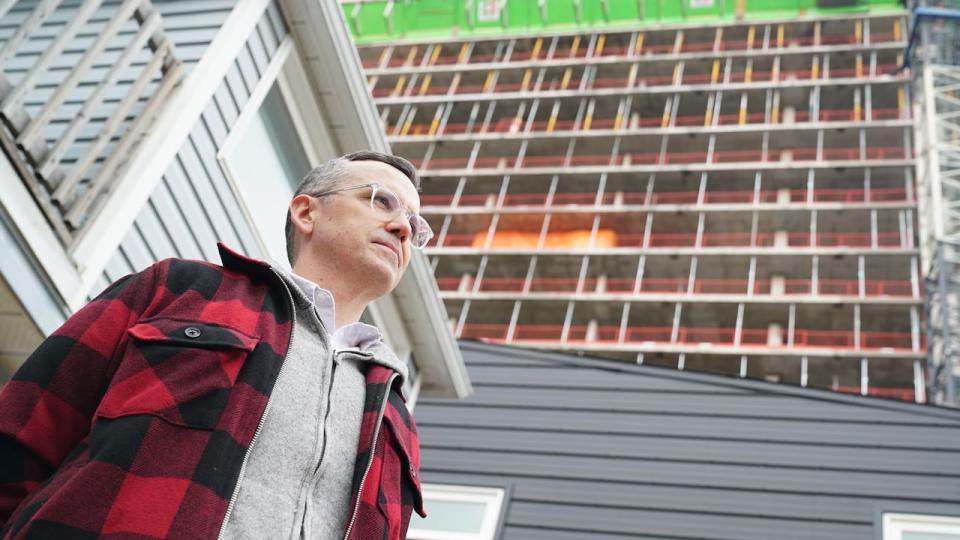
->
<box><xmin>409</xmin><ymin>466</ymin><xmax>417</xmax><ymax>478</ymax></box>
<box><xmin>184</xmin><ymin>327</ymin><xmax>202</xmax><ymax>338</ymax></box>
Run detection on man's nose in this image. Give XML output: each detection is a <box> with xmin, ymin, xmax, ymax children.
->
<box><xmin>387</xmin><ymin>212</ymin><xmax>412</xmax><ymax>243</ymax></box>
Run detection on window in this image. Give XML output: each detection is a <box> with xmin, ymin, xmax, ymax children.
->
<box><xmin>884</xmin><ymin>513</ymin><xmax>960</xmax><ymax>540</ymax></box>
<box><xmin>219</xmin><ymin>38</ymin><xmax>335</xmax><ymax>268</ymax></box>
<box><xmin>408</xmin><ymin>484</ymin><xmax>505</xmax><ymax>540</ymax></box>
<box><xmin>221</xmin><ymin>82</ymin><xmax>310</xmax><ymax>266</ymax></box>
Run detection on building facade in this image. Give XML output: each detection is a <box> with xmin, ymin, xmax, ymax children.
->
<box><xmin>347</xmin><ymin>0</ymin><xmax>929</xmax><ymax>401</ymax></box>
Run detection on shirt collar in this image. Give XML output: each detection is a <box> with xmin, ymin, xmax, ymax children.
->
<box><xmin>278</xmin><ymin>269</ymin><xmax>383</xmax><ymax>350</ymax></box>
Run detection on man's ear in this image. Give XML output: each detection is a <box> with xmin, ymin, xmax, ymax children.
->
<box><xmin>289</xmin><ymin>194</ymin><xmax>315</xmax><ymax>236</ymax></box>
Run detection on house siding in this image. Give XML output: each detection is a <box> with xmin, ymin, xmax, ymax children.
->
<box><xmin>2</xmin><ymin>0</ymin><xmax>239</xmax><ymax>194</ymax></box>
<box><xmin>415</xmin><ymin>341</ymin><xmax>960</xmax><ymax>540</ymax></box>
<box><xmin>92</xmin><ymin>0</ymin><xmax>289</xmax><ymax>294</ymax></box>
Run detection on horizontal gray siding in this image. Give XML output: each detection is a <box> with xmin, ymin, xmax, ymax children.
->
<box><xmin>415</xmin><ymin>341</ymin><xmax>960</xmax><ymax>540</ymax></box>
<box><xmin>92</xmin><ymin>1</ymin><xmax>288</xmax><ymax>294</ymax></box>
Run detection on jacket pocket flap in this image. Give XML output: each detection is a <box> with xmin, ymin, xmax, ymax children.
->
<box><xmin>129</xmin><ymin>318</ymin><xmax>258</xmax><ymax>351</ymax></box>
<box><xmin>98</xmin><ymin>319</ymin><xmax>259</xmax><ymax>429</ymax></box>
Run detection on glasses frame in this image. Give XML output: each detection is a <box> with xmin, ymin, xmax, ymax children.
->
<box><xmin>309</xmin><ymin>182</ymin><xmax>434</xmax><ymax>249</ymax></box>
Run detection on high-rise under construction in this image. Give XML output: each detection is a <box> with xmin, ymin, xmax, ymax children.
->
<box><xmin>346</xmin><ymin>1</ymin><xmax>923</xmax><ymax>400</ymax></box>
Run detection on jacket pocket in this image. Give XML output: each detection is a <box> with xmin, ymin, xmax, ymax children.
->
<box><xmin>95</xmin><ymin>317</ymin><xmax>259</xmax><ymax>430</ymax></box>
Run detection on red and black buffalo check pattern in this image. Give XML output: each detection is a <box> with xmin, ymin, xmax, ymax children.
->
<box><xmin>0</xmin><ymin>244</ymin><xmax>424</xmax><ymax>539</ymax></box>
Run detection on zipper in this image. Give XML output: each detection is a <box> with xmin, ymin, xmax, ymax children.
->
<box><xmin>312</xmin><ymin>348</ymin><xmax>341</xmax><ymax>477</ymax></box>
<box><xmin>297</xmin><ymin>345</ymin><xmax>336</xmax><ymax>538</ymax></box>
<box><xmin>314</xmin><ymin>349</ymin><xmax>336</xmax><ymax>473</ymax></box>
<box><xmin>342</xmin><ymin>371</ymin><xmax>398</xmax><ymax>540</ymax></box>
<box><xmin>216</xmin><ymin>269</ymin><xmax>297</xmax><ymax>540</ymax></box>
<box><xmin>300</xmin><ymin>316</ymin><xmax>374</xmax><ymax>534</ymax></box>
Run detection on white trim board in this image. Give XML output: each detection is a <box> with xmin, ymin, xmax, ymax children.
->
<box><xmin>883</xmin><ymin>512</ymin><xmax>960</xmax><ymax>540</ymax></box>
<box><xmin>68</xmin><ymin>0</ymin><xmax>273</xmax><ymax>309</ymax></box>
<box><xmin>0</xmin><ymin>148</ymin><xmax>81</xmax><ymax>312</ymax></box>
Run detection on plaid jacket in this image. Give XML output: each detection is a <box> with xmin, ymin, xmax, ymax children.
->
<box><xmin>0</xmin><ymin>244</ymin><xmax>425</xmax><ymax>539</ymax></box>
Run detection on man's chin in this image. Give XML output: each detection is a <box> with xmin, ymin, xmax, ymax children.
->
<box><xmin>360</xmin><ymin>257</ymin><xmax>399</xmax><ymax>292</ymax></box>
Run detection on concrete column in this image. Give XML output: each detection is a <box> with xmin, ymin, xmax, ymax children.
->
<box><xmin>774</xmin><ymin>230</ymin><xmax>789</xmax><ymax>248</ymax></box>
<box><xmin>770</xmin><ymin>273</ymin><xmax>786</xmax><ymax>296</ymax></box>
<box><xmin>459</xmin><ymin>273</ymin><xmax>473</xmax><ymax>292</ymax></box>
<box><xmin>596</xmin><ymin>274</ymin><xmax>607</xmax><ymax>293</ymax></box>
<box><xmin>767</xmin><ymin>323</ymin><xmax>783</xmax><ymax>346</ymax></box>
<box><xmin>783</xmin><ymin>106</ymin><xmax>796</xmax><ymax>124</ymax></box>
<box><xmin>586</xmin><ymin>319</ymin><xmax>598</xmax><ymax>342</ymax></box>
<box><xmin>777</xmin><ymin>188</ymin><xmax>791</xmax><ymax>204</ymax></box>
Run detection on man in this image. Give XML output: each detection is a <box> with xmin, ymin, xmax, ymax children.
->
<box><xmin>0</xmin><ymin>151</ymin><xmax>429</xmax><ymax>539</ymax></box>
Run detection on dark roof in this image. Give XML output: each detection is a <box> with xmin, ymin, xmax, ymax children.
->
<box><xmin>415</xmin><ymin>341</ymin><xmax>960</xmax><ymax>540</ymax></box>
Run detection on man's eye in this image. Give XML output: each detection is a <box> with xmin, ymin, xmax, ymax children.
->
<box><xmin>373</xmin><ymin>194</ymin><xmax>391</xmax><ymax>209</ymax></box>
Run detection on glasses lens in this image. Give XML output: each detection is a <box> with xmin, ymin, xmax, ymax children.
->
<box><xmin>409</xmin><ymin>215</ymin><xmax>434</xmax><ymax>248</ymax></box>
<box><xmin>370</xmin><ymin>185</ymin><xmax>401</xmax><ymax>214</ymax></box>
<box><xmin>370</xmin><ymin>184</ymin><xmax>433</xmax><ymax>248</ymax></box>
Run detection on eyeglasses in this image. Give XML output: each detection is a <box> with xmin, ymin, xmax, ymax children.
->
<box><xmin>310</xmin><ymin>182</ymin><xmax>434</xmax><ymax>249</ymax></box>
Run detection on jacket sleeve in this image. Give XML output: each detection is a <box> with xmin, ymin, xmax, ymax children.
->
<box><xmin>0</xmin><ymin>263</ymin><xmax>159</xmax><ymax>527</ymax></box>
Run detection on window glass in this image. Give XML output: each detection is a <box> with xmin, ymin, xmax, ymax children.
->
<box><xmin>224</xmin><ymin>84</ymin><xmax>311</xmax><ymax>266</ymax></box>
<box><xmin>410</xmin><ymin>499</ymin><xmax>487</xmax><ymax>533</ymax></box>
<box><xmin>903</xmin><ymin>534</ymin><xmax>960</xmax><ymax>540</ymax></box>
<box><xmin>256</xmin><ymin>85</ymin><xmax>311</xmax><ymax>188</ymax></box>
<box><xmin>408</xmin><ymin>484</ymin><xmax>505</xmax><ymax>540</ymax></box>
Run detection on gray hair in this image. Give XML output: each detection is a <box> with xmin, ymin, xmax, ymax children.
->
<box><xmin>284</xmin><ymin>151</ymin><xmax>420</xmax><ymax>264</ymax></box>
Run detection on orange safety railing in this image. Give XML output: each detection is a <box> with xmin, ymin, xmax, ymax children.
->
<box><xmin>387</xmin><ymin>107</ymin><xmax>903</xmax><ymax>135</ymax></box>
<box><xmin>431</xmin><ymin>231</ymin><xmax>908</xmax><ymax>249</ymax></box>
<box><xmin>458</xmin><ymin>323</ymin><xmax>919</xmax><ymax>351</ymax></box>
<box><xmin>834</xmin><ymin>386</ymin><xmax>916</xmax><ymax>401</ymax></box>
<box><xmin>363</xmin><ymin>31</ymin><xmax>899</xmax><ymax>69</ymax></box>
<box><xmin>415</xmin><ymin>146</ymin><xmax>908</xmax><ymax>171</ymax></box>
<box><xmin>372</xmin><ymin>64</ymin><xmax>902</xmax><ymax>97</ymax></box>
<box><xmin>435</xmin><ymin>276</ymin><xmax>918</xmax><ymax>297</ymax></box>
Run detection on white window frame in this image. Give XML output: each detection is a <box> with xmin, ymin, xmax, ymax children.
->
<box><xmin>217</xmin><ymin>35</ymin><xmax>335</xmax><ymax>269</ymax></box>
<box><xmin>883</xmin><ymin>513</ymin><xmax>960</xmax><ymax>540</ymax></box>
<box><xmin>408</xmin><ymin>484</ymin><xmax>505</xmax><ymax>540</ymax></box>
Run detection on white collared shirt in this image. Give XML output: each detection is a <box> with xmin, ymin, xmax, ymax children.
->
<box><xmin>285</xmin><ymin>271</ymin><xmax>382</xmax><ymax>351</ymax></box>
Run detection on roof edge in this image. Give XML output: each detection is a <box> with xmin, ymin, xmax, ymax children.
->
<box><xmin>458</xmin><ymin>340</ymin><xmax>960</xmax><ymax>419</ymax></box>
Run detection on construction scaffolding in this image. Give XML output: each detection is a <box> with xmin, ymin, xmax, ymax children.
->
<box><xmin>353</xmin><ymin>7</ymin><xmax>926</xmax><ymax>401</ymax></box>
<box><xmin>912</xmin><ymin>3</ymin><xmax>960</xmax><ymax>407</ymax></box>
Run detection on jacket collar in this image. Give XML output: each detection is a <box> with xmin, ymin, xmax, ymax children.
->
<box><xmin>217</xmin><ymin>243</ymin><xmax>411</xmax><ymax>390</ymax></box>
<box><xmin>217</xmin><ymin>242</ymin><xmax>277</xmax><ymax>278</ymax></box>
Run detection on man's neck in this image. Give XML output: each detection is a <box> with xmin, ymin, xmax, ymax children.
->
<box><xmin>290</xmin><ymin>265</ymin><xmax>367</xmax><ymax>330</ymax></box>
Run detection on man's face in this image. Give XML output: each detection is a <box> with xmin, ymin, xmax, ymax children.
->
<box><xmin>301</xmin><ymin>160</ymin><xmax>421</xmax><ymax>296</ymax></box>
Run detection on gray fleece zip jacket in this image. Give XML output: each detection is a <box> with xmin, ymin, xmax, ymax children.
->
<box><xmin>220</xmin><ymin>270</ymin><xmax>407</xmax><ymax>539</ymax></box>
